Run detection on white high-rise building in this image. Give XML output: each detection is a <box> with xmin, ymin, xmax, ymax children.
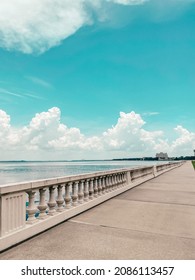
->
<box><xmin>156</xmin><ymin>152</ymin><xmax>168</xmax><ymax>160</ymax></box>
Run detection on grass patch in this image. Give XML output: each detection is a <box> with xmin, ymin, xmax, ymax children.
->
<box><xmin>192</xmin><ymin>161</ymin><xmax>195</xmax><ymax>169</ymax></box>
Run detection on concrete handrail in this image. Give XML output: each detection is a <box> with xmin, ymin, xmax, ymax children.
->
<box><xmin>0</xmin><ymin>161</ymin><xmax>183</xmax><ymax>251</ymax></box>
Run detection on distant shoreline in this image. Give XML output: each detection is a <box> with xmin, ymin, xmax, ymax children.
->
<box><xmin>0</xmin><ymin>156</ymin><xmax>195</xmax><ymax>163</ymax></box>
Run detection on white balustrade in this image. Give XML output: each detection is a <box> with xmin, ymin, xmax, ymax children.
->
<box><xmin>0</xmin><ymin>161</ymin><xmax>183</xmax><ymax>251</ymax></box>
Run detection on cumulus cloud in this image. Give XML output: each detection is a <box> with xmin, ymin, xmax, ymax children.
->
<box><xmin>170</xmin><ymin>126</ymin><xmax>195</xmax><ymax>155</ymax></box>
<box><xmin>0</xmin><ymin>0</ymin><xmax>92</xmax><ymax>54</ymax></box>
<box><xmin>0</xmin><ymin>109</ymin><xmax>10</xmax><ymax>130</ymax></box>
<box><xmin>103</xmin><ymin>111</ymin><xmax>145</xmax><ymax>149</ymax></box>
<box><xmin>1</xmin><ymin>0</ymin><xmax>192</xmax><ymax>54</ymax></box>
<box><xmin>0</xmin><ymin>109</ymin><xmax>21</xmax><ymax>147</ymax></box>
<box><xmin>0</xmin><ymin>107</ymin><xmax>194</xmax><ymax>159</ymax></box>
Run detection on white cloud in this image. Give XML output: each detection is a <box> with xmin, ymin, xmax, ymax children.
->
<box><xmin>0</xmin><ymin>0</ymin><xmax>174</xmax><ymax>54</ymax></box>
<box><xmin>0</xmin><ymin>109</ymin><xmax>10</xmax><ymax>130</ymax></box>
<box><xmin>0</xmin><ymin>0</ymin><xmax>92</xmax><ymax>54</ymax></box>
<box><xmin>0</xmin><ymin>107</ymin><xmax>194</xmax><ymax>160</ymax></box>
<box><xmin>0</xmin><ymin>0</ymin><xmax>194</xmax><ymax>54</ymax></box>
<box><xmin>170</xmin><ymin>125</ymin><xmax>195</xmax><ymax>155</ymax></box>
<box><xmin>0</xmin><ymin>110</ymin><xmax>20</xmax><ymax>147</ymax></box>
<box><xmin>103</xmin><ymin>111</ymin><xmax>145</xmax><ymax>149</ymax></box>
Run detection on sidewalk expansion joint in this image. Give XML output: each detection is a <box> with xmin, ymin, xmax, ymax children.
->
<box><xmin>115</xmin><ymin>198</ymin><xmax>195</xmax><ymax>208</ymax></box>
<box><xmin>68</xmin><ymin>220</ymin><xmax>195</xmax><ymax>242</ymax></box>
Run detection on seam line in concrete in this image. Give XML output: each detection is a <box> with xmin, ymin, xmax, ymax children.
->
<box><xmin>68</xmin><ymin>219</ymin><xmax>94</xmax><ymax>226</ymax></box>
<box><xmin>114</xmin><ymin>198</ymin><xmax>195</xmax><ymax>208</ymax></box>
<box><xmin>68</xmin><ymin>220</ymin><xmax>195</xmax><ymax>242</ymax></box>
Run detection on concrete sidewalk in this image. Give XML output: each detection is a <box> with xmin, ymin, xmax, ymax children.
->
<box><xmin>1</xmin><ymin>161</ymin><xmax>195</xmax><ymax>260</ymax></box>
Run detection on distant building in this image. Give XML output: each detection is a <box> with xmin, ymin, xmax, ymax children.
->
<box><xmin>156</xmin><ymin>152</ymin><xmax>168</xmax><ymax>160</ymax></box>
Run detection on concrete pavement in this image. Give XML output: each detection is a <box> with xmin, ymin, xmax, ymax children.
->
<box><xmin>0</xmin><ymin>161</ymin><xmax>195</xmax><ymax>260</ymax></box>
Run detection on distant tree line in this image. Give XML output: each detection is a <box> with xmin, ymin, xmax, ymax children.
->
<box><xmin>173</xmin><ymin>156</ymin><xmax>195</xmax><ymax>160</ymax></box>
<box><xmin>113</xmin><ymin>156</ymin><xmax>195</xmax><ymax>161</ymax></box>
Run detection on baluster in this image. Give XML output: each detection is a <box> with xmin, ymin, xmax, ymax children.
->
<box><xmin>108</xmin><ymin>176</ymin><xmax>112</xmax><ymax>192</ymax></box>
<box><xmin>114</xmin><ymin>174</ymin><xmax>118</xmax><ymax>189</ymax></box>
<box><xmin>123</xmin><ymin>173</ymin><xmax>126</xmax><ymax>186</ymax></box>
<box><xmin>105</xmin><ymin>176</ymin><xmax>109</xmax><ymax>193</ymax></box>
<box><xmin>110</xmin><ymin>175</ymin><xmax>113</xmax><ymax>191</ymax></box>
<box><xmin>118</xmin><ymin>173</ymin><xmax>121</xmax><ymax>187</ymax></box>
<box><xmin>72</xmin><ymin>181</ymin><xmax>78</xmax><ymax>206</ymax></box>
<box><xmin>94</xmin><ymin>178</ymin><xmax>98</xmax><ymax>198</ymax></box>
<box><xmin>84</xmin><ymin>180</ymin><xmax>89</xmax><ymax>202</ymax></box>
<box><xmin>37</xmin><ymin>188</ymin><xmax>48</xmax><ymax>219</ymax></box>
<box><xmin>113</xmin><ymin>174</ymin><xmax>117</xmax><ymax>190</ymax></box>
<box><xmin>26</xmin><ymin>190</ymin><xmax>38</xmax><ymax>224</ymax></box>
<box><xmin>119</xmin><ymin>173</ymin><xmax>122</xmax><ymax>188</ymax></box>
<box><xmin>115</xmin><ymin>174</ymin><xmax>119</xmax><ymax>188</ymax></box>
<box><xmin>104</xmin><ymin>176</ymin><xmax>107</xmax><ymax>193</ymax></box>
<box><xmin>78</xmin><ymin>181</ymin><xmax>84</xmax><ymax>204</ymax></box>
<box><xmin>123</xmin><ymin>173</ymin><xmax>127</xmax><ymax>185</ymax></box>
<box><xmin>102</xmin><ymin>177</ymin><xmax>106</xmax><ymax>194</ymax></box>
<box><xmin>120</xmin><ymin>173</ymin><xmax>123</xmax><ymax>186</ymax></box>
<box><xmin>111</xmin><ymin>175</ymin><xmax>114</xmax><ymax>191</ymax></box>
<box><xmin>121</xmin><ymin>173</ymin><xmax>124</xmax><ymax>186</ymax></box>
<box><xmin>89</xmin><ymin>178</ymin><xmax>94</xmax><ymax>199</ymax></box>
<box><xmin>47</xmin><ymin>185</ymin><xmax>57</xmax><ymax>215</ymax></box>
<box><xmin>116</xmin><ymin>174</ymin><xmax>119</xmax><ymax>188</ymax></box>
<box><xmin>97</xmin><ymin>177</ymin><xmax>102</xmax><ymax>196</ymax></box>
<box><xmin>64</xmin><ymin>183</ymin><xmax>72</xmax><ymax>209</ymax></box>
<box><xmin>108</xmin><ymin>175</ymin><xmax>111</xmax><ymax>191</ymax></box>
<box><xmin>56</xmin><ymin>184</ymin><xmax>64</xmax><ymax>212</ymax></box>
<box><xmin>104</xmin><ymin>176</ymin><xmax>108</xmax><ymax>193</ymax></box>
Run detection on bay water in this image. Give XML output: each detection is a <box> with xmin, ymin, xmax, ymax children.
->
<box><xmin>0</xmin><ymin>160</ymin><xmax>159</xmax><ymax>186</ymax></box>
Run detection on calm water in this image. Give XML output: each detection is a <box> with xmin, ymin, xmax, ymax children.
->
<box><xmin>0</xmin><ymin>160</ymin><xmax>160</xmax><ymax>186</ymax></box>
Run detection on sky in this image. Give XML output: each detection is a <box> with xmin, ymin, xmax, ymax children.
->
<box><xmin>0</xmin><ymin>0</ymin><xmax>195</xmax><ymax>160</ymax></box>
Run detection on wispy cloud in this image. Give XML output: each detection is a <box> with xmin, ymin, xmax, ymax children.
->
<box><xmin>109</xmin><ymin>0</ymin><xmax>148</xmax><ymax>5</ymax></box>
<box><xmin>0</xmin><ymin>87</ymin><xmax>45</xmax><ymax>101</ymax></box>
<box><xmin>0</xmin><ymin>88</ymin><xmax>24</xmax><ymax>98</ymax></box>
<box><xmin>23</xmin><ymin>92</ymin><xmax>45</xmax><ymax>100</ymax></box>
<box><xmin>142</xmin><ymin>112</ymin><xmax>160</xmax><ymax>116</ymax></box>
<box><xmin>26</xmin><ymin>76</ymin><xmax>52</xmax><ymax>89</ymax></box>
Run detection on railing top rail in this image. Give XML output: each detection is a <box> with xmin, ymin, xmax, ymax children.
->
<box><xmin>0</xmin><ymin>161</ymin><xmax>182</xmax><ymax>195</ymax></box>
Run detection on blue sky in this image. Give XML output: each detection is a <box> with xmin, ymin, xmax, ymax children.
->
<box><xmin>0</xmin><ymin>0</ymin><xmax>195</xmax><ymax>160</ymax></box>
